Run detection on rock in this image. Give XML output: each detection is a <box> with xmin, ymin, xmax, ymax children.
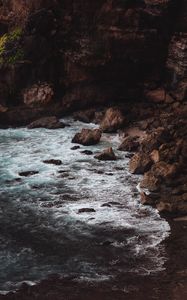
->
<box><xmin>74</xmin><ymin>109</ymin><xmax>95</xmax><ymax>123</ymax></box>
<box><xmin>100</xmin><ymin>107</ymin><xmax>125</xmax><ymax>133</ymax></box>
<box><xmin>78</xmin><ymin>208</ymin><xmax>96</xmax><ymax>213</ymax></box>
<box><xmin>145</xmin><ymin>88</ymin><xmax>166</xmax><ymax>103</ymax></box>
<box><xmin>150</xmin><ymin>150</ymin><xmax>160</xmax><ymax>163</ymax></box>
<box><xmin>81</xmin><ymin>150</ymin><xmax>93</xmax><ymax>155</ymax></box>
<box><xmin>0</xmin><ymin>104</ymin><xmax>8</xmax><ymax>113</ymax></box>
<box><xmin>72</xmin><ymin>128</ymin><xmax>102</xmax><ymax>146</ymax></box>
<box><xmin>152</xmin><ymin>161</ymin><xmax>179</xmax><ymax>180</ymax></box>
<box><xmin>28</xmin><ymin>116</ymin><xmax>65</xmax><ymax>129</ymax></box>
<box><xmin>118</xmin><ymin>136</ymin><xmax>139</xmax><ymax>152</ymax></box>
<box><xmin>101</xmin><ymin>203</ymin><xmax>112</xmax><ymax>208</ymax></box>
<box><xmin>141</xmin><ymin>128</ymin><xmax>172</xmax><ymax>153</ymax></box>
<box><xmin>129</xmin><ymin>152</ymin><xmax>153</xmax><ymax>174</ymax></box>
<box><xmin>140</xmin><ymin>192</ymin><xmax>159</xmax><ymax>205</ymax></box>
<box><xmin>71</xmin><ymin>146</ymin><xmax>80</xmax><ymax>150</ymax></box>
<box><xmin>140</xmin><ymin>171</ymin><xmax>160</xmax><ymax>192</ymax></box>
<box><xmin>23</xmin><ymin>83</ymin><xmax>54</xmax><ymax>107</ymax></box>
<box><xmin>19</xmin><ymin>171</ymin><xmax>39</xmax><ymax>177</ymax></box>
<box><xmin>94</xmin><ymin>147</ymin><xmax>117</xmax><ymax>161</ymax></box>
<box><xmin>43</xmin><ymin>159</ymin><xmax>62</xmax><ymax>165</ymax></box>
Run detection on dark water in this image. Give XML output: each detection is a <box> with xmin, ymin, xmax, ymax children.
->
<box><xmin>0</xmin><ymin>119</ymin><xmax>170</xmax><ymax>294</ymax></box>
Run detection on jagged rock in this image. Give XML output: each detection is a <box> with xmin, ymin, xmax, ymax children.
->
<box><xmin>140</xmin><ymin>192</ymin><xmax>159</xmax><ymax>205</ymax></box>
<box><xmin>129</xmin><ymin>152</ymin><xmax>153</xmax><ymax>174</ymax></box>
<box><xmin>72</xmin><ymin>128</ymin><xmax>102</xmax><ymax>146</ymax></box>
<box><xmin>94</xmin><ymin>147</ymin><xmax>117</xmax><ymax>161</ymax></box>
<box><xmin>43</xmin><ymin>159</ymin><xmax>62</xmax><ymax>165</ymax></box>
<box><xmin>141</xmin><ymin>127</ymin><xmax>172</xmax><ymax>153</ymax></box>
<box><xmin>28</xmin><ymin>116</ymin><xmax>65</xmax><ymax>129</ymax></box>
<box><xmin>152</xmin><ymin>161</ymin><xmax>179</xmax><ymax>180</ymax></box>
<box><xmin>19</xmin><ymin>171</ymin><xmax>39</xmax><ymax>177</ymax></box>
<box><xmin>100</xmin><ymin>107</ymin><xmax>125</xmax><ymax>133</ymax></box>
<box><xmin>118</xmin><ymin>136</ymin><xmax>139</xmax><ymax>152</ymax></box>
<box><xmin>140</xmin><ymin>171</ymin><xmax>160</xmax><ymax>192</ymax></box>
<box><xmin>23</xmin><ymin>83</ymin><xmax>54</xmax><ymax>107</ymax></box>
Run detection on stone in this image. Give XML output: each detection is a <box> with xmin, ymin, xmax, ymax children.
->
<box><xmin>94</xmin><ymin>147</ymin><xmax>117</xmax><ymax>161</ymax></box>
<box><xmin>140</xmin><ymin>171</ymin><xmax>160</xmax><ymax>192</ymax></box>
<box><xmin>145</xmin><ymin>88</ymin><xmax>166</xmax><ymax>103</ymax></box>
<box><xmin>0</xmin><ymin>104</ymin><xmax>8</xmax><ymax>112</ymax></box>
<box><xmin>23</xmin><ymin>83</ymin><xmax>54</xmax><ymax>107</ymax></box>
<box><xmin>28</xmin><ymin>116</ymin><xmax>66</xmax><ymax>129</ymax></box>
<box><xmin>71</xmin><ymin>146</ymin><xmax>80</xmax><ymax>150</ymax></box>
<box><xmin>100</xmin><ymin>107</ymin><xmax>125</xmax><ymax>133</ymax></box>
<box><xmin>78</xmin><ymin>208</ymin><xmax>96</xmax><ymax>213</ymax></box>
<box><xmin>74</xmin><ymin>109</ymin><xmax>95</xmax><ymax>123</ymax></box>
<box><xmin>152</xmin><ymin>161</ymin><xmax>178</xmax><ymax>180</ymax></box>
<box><xmin>81</xmin><ymin>150</ymin><xmax>93</xmax><ymax>155</ymax></box>
<box><xmin>118</xmin><ymin>136</ymin><xmax>139</xmax><ymax>152</ymax></box>
<box><xmin>129</xmin><ymin>152</ymin><xmax>153</xmax><ymax>174</ymax></box>
<box><xmin>72</xmin><ymin>128</ymin><xmax>102</xmax><ymax>146</ymax></box>
<box><xmin>19</xmin><ymin>171</ymin><xmax>39</xmax><ymax>177</ymax></box>
<box><xmin>43</xmin><ymin>159</ymin><xmax>62</xmax><ymax>165</ymax></box>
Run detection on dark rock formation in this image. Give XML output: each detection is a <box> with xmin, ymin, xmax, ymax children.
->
<box><xmin>43</xmin><ymin>159</ymin><xmax>62</xmax><ymax>165</ymax></box>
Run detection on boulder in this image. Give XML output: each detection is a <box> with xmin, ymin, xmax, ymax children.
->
<box><xmin>145</xmin><ymin>88</ymin><xmax>166</xmax><ymax>103</ymax></box>
<box><xmin>28</xmin><ymin>116</ymin><xmax>65</xmax><ymax>129</ymax></box>
<box><xmin>0</xmin><ymin>104</ymin><xmax>8</xmax><ymax>113</ymax></box>
<box><xmin>94</xmin><ymin>147</ymin><xmax>117</xmax><ymax>161</ymax></box>
<box><xmin>118</xmin><ymin>136</ymin><xmax>139</xmax><ymax>152</ymax></box>
<box><xmin>100</xmin><ymin>107</ymin><xmax>125</xmax><ymax>132</ymax></box>
<box><xmin>23</xmin><ymin>83</ymin><xmax>54</xmax><ymax>107</ymax></box>
<box><xmin>152</xmin><ymin>161</ymin><xmax>179</xmax><ymax>180</ymax></box>
<box><xmin>129</xmin><ymin>152</ymin><xmax>153</xmax><ymax>174</ymax></box>
<box><xmin>141</xmin><ymin>127</ymin><xmax>171</xmax><ymax>153</ymax></box>
<box><xmin>43</xmin><ymin>159</ymin><xmax>62</xmax><ymax>165</ymax></box>
<box><xmin>72</xmin><ymin>128</ymin><xmax>102</xmax><ymax>146</ymax></box>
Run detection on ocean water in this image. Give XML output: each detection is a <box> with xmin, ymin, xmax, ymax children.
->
<box><xmin>0</xmin><ymin>118</ymin><xmax>170</xmax><ymax>293</ymax></box>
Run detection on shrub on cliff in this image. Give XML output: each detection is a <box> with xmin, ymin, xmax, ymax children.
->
<box><xmin>0</xmin><ymin>28</ymin><xmax>24</xmax><ymax>65</ymax></box>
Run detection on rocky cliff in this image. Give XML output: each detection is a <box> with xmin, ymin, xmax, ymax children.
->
<box><xmin>0</xmin><ymin>0</ymin><xmax>186</xmax><ymax>112</ymax></box>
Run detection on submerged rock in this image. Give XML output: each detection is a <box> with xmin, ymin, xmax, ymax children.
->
<box><xmin>72</xmin><ymin>128</ymin><xmax>102</xmax><ymax>146</ymax></box>
<box><xmin>94</xmin><ymin>147</ymin><xmax>117</xmax><ymax>161</ymax></box>
<box><xmin>78</xmin><ymin>208</ymin><xmax>96</xmax><ymax>213</ymax></box>
<box><xmin>100</xmin><ymin>107</ymin><xmax>126</xmax><ymax>133</ymax></box>
<box><xmin>71</xmin><ymin>146</ymin><xmax>80</xmax><ymax>150</ymax></box>
<box><xmin>19</xmin><ymin>171</ymin><xmax>39</xmax><ymax>177</ymax></box>
<box><xmin>80</xmin><ymin>150</ymin><xmax>93</xmax><ymax>155</ymax></box>
<box><xmin>28</xmin><ymin>116</ymin><xmax>65</xmax><ymax>129</ymax></box>
<box><xmin>43</xmin><ymin>159</ymin><xmax>62</xmax><ymax>165</ymax></box>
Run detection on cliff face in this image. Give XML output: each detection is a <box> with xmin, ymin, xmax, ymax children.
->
<box><xmin>0</xmin><ymin>0</ymin><xmax>186</xmax><ymax>112</ymax></box>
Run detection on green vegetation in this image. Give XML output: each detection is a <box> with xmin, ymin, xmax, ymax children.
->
<box><xmin>0</xmin><ymin>28</ymin><xmax>24</xmax><ymax>66</ymax></box>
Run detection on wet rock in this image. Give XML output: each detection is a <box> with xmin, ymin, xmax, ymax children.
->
<box><xmin>5</xmin><ymin>178</ymin><xmax>22</xmax><ymax>184</ymax></box>
<box><xmin>71</xmin><ymin>146</ymin><xmax>80</xmax><ymax>150</ymax></box>
<box><xmin>100</xmin><ymin>107</ymin><xmax>126</xmax><ymax>133</ymax></box>
<box><xmin>94</xmin><ymin>147</ymin><xmax>117</xmax><ymax>161</ymax></box>
<box><xmin>152</xmin><ymin>161</ymin><xmax>179</xmax><ymax>180</ymax></box>
<box><xmin>78</xmin><ymin>208</ymin><xmax>96</xmax><ymax>213</ymax></box>
<box><xmin>23</xmin><ymin>83</ymin><xmax>54</xmax><ymax>107</ymax></box>
<box><xmin>118</xmin><ymin>136</ymin><xmax>139</xmax><ymax>152</ymax></box>
<box><xmin>145</xmin><ymin>88</ymin><xmax>166</xmax><ymax>104</ymax></box>
<box><xmin>43</xmin><ymin>159</ymin><xmax>62</xmax><ymax>165</ymax></box>
<box><xmin>28</xmin><ymin>116</ymin><xmax>65</xmax><ymax>129</ymax></box>
<box><xmin>101</xmin><ymin>240</ymin><xmax>113</xmax><ymax>246</ymax></box>
<box><xmin>129</xmin><ymin>152</ymin><xmax>153</xmax><ymax>174</ymax></box>
<box><xmin>140</xmin><ymin>192</ymin><xmax>159</xmax><ymax>205</ymax></box>
<box><xmin>19</xmin><ymin>171</ymin><xmax>39</xmax><ymax>177</ymax></box>
<box><xmin>80</xmin><ymin>150</ymin><xmax>93</xmax><ymax>155</ymax></box>
<box><xmin>72</xmin><ymin>128</ymin><xmax>102</xmax><ymax>146</ymax></box>
<box><xmin>141</xmin><ymin>128</ymin><xmax>172</xmax><ymax>153</ymax></box>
